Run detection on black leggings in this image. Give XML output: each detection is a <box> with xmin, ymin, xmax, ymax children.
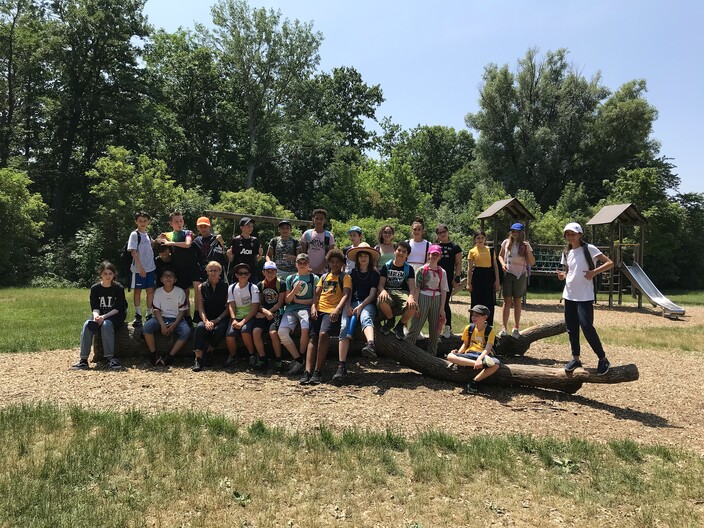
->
<box><xmin>471</xmin><ymin>266</ymin><xmax>496</xmax><ymax>325</ymax></box>
<box><xmin>564</xmin><ymin>299</ymin><xmax>605</xmax><ymax>358</ymax></box>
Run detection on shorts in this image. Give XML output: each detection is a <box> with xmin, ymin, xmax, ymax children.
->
<box><xmin>253</xmin><ymin>312</ymin><xmax>281</xmax><ymax>333</ymax></box>
<box><xmin>142</xmin><ymin>316</ymin><xmax>191</xmax><ymax>341</ymax></box>
<box><xmin>279</xmin><ymin>309</ymin><xmax>310</xmax><ymax>332</ymax></box>
<box><xmin>309</xmin><ymin>312</ymin><xmax>341</xmax><ymax>338</ymax></box>
<box><xmin>174</xmin><ymin>265</ymin><xmax>196</xmax><ymax>290</ymax></box>
<box><xmin>132</xmin><ymin>270</ymin><xmax>156</xmax><ymax>290</ymax></box>
<box><xmin>226</xmin><ymin>317</ymin><xmax>256</xmax><ymax>338</ymax></box>
<box><xmin>377</xmin><ymin>289</ymin><xmax>410</xmax><ymax>316</ymax></box>
<box><xmin>502</xmin><ymin>273</ymin><xmax>528</xmax><ymax>298</ymax></box>
<box><xmin>454</xmin><ymin>351</ymin><xmax>501</xmax><ymax>365</ymax></box>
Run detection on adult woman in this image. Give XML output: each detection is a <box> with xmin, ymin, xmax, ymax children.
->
<box><xmin>466</xmin><ymin>230</ymin><xmax>500</xmax><ymax>325</ymax></box>
<box><xmin>497</xmin><ymin>222</ymin><xmax>535</xmax><ymax>338</ymax></box>
<box><xmin>192</xmin><ymin>261</ymin><xmax>229</xmax><ymax>372</ymax></box>
<box><xmin>434</xmin><ymin>224</ymin><xmax>463</xmax><ymax>337</ymax></box>
<box><xmin>557</xmin><ymin>222</ymin><xmax>613</xmax><ymax>375</ymax></box>
<box><xmin>375</xmin><ymin>224</ymin><xmax>396</xmax><ymax>269</ymax></box>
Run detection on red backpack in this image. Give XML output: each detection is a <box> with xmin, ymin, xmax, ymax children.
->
<box><xmin>419</xmin><ymin>264</ymin><xmax>444</xmax><ymax>297</ymax></box>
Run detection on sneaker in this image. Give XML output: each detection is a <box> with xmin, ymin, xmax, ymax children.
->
<box><xmin>394</xmin><ymin>323</ymin><xmax>405</xmax><ymax>341</ymax></box>
<box><xmin>107</xmin><ymin>357</ymin><xmax>121</xmax><ymax>370</ymax></box>
<box><xmin>273</xmin><ymin>360</ymin><xmax>285</xmax><ymax>372</ymax></box>
<box><xmin>309</xmin><ymin>370</ymin><xmax>323</xmax><ymax>385</ymax></box>
<box><xmin>252</xmin><ymin>357</ymin><xmax>267</xmax><ymax>370</ymax></box>
<box><xmin>299</xmin><ymin>371</ymin><xmax>312</xmax><ymax>385</ymax></box>
<box><xmin>417</xmin><ymin>330</ymin><xmax>427</xmax><ymax>339</ymax></box>
<box><xmin>361</xmin><ymin>341</ymin><xmax>377</xmax><ymax>359</ymax></box>
<box><xmin>71</xmin><ymin>358</ymin><xmax>89</xmax><ymax>370</ymax></box>
<box><xmin>511</xmin><ymin>328</ymin><xmax>520</xmax><ymax>339</ymax></box>
<box><xmin>482</xmin><ymin>356</ymin><xmax>496</xmax><ymax>367</ymax></box>
<box><xmin>597</xmin><ymin>358</ymin><xmax>610</xmax><ymax>376</ymax></box>
<box><xmin>145</xmin><ymin>313</ymin><xmax>153</xmax><ymax>321</ymax></box>
<box><xmin>132</xmin><ymin>313</ymin><xmax>143</xmax><ymax>327</ymax></box>
<box><xmin>248</xmin><ymin>354</ymin><xmax>258</xmax><ymax>367</ymax></box>
<box><xmin>380</xmin><ymin>318</ymin><xmax>395</xmax><ymax>335</ymax></box>
<box><xmin>164</xmin><ymin>354</ymin><xmax>174</xmax><ymax>366</ymax></box>
<box><xmin>192</xmin><ymin>358</ymin><xmax>203</xmax><ymax>372</ymax></box>
<box><xmin>440</xmin><ymin>325</ymin><xmax>453</xmax><ymax>339</ymax></box>
<box><xmin>498</xmin><ymin>329</ymin><xmax>507</xmax><ymax>338</ymax></box>
<box><xmin>288</xmin><ymin>359</ymin><xmax>305</xmax><ymax>375</ymax></box>
<box><xmin>564</xmin><ymin>358</ymin><xmax>582</xmax><ymax>372</ymax></box>
<box><xmin>464</xmin><ymin>380</ymin><xmax>479</xmax><ymax>394</ymax></box>
<box><xmin>331</xmin><ymin>364</ymin><xmax>347</xmax><ymax>383</ymax></box>
<box><xmin>223</xmin><ymin>355</ymin><xmax>237</xmax><ymax>368</ymax></box>
<box><xmin>155</xmin><ymin>355</ymin><xmax>165</xmax><ymax>367</ymax></box>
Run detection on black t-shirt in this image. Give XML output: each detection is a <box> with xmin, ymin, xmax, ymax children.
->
<box><xmin>230</xmin><ymin>236</ymin><xmax>260</xmax><ymax>276</ymax></box>
<box><xmin>89</xmin><ymin>282</ymin><xmax>127</xmax><ymax>326</ymax></box>
<box><xmin>193</xmin><ymin>235</ymin><xmax>227</xmax><ymax>271</ymax></box>
<box><xmin>380</xmin><ymin>261</ymin><xmax>412</xmax><ymax>291</ymax></box>
<box><xmin>350</xmin><ymin>268</ymin><xmax>380</xmax><ymax>302</ymax></box>
<box><xmin>199</xmin><ymin>281</ymin><xmax>229</xmax><ymax>320</ymax></box>
<box><xmin>258</xmin><ymin>278</ymin><xmax>284</xmax><ymax>310</ymax></box>
<box><xmin>438</xmin><ymin>242</ymin><xmax>462</xmax><ymax>278</ymax></box>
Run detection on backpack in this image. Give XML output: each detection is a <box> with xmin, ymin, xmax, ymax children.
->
<box><xmin>321</xmin><ymin>271</ymin><xmax>347</xmax><ymax>293</ymax></box>
<box><xmin>469</xmin><ymin>322</ymin><xmax>494</xmax><ymax>352</ymax></box>
<box><xmin>121</xmin><ymin>231</ymin><xmax>142</xmax><ymax>289</ymax></box>
<box><xmin>384</xmin><ymin>260</ymin><xmax>412</xmax><ymax>287</ymax></box>
<box><xmin>563</xmin><ymin>241</ymin><xmax>597</xmax><ymax>299</ymax></box>
<box><xmin>418</xmin><ymin>264</ymin><xmax>444</xmax><ymax>297</ymax></box>
<box><xmin>405</xmin><ymin>239</ymin><xmax>429</xmax><ymax>262</ymax></box>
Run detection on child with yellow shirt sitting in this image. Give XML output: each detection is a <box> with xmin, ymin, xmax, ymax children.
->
<box><xmin>446</xmin><ymin>304</ymin><xmax>500</xmax><ymax>394</ymax></box>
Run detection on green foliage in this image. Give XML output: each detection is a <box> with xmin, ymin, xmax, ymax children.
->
<box><xmin>211</xmin><ymin>188</ymin><xmax>295</xmax><ymax>246</ymax></box>
<box><xmin>0</xmin><ymin>169</ymin><xmax>47</xmax><ymax>285</ymax></box>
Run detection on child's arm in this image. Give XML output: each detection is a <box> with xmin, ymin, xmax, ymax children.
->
<box><xmin>331</xmin><ymin>287</ymin><xmax>351</xmax><ymax>322</ymax></box>
<box><xmin>310</xmin><ymin>285</ymin><xmax>322</xmax><ymax>319</ymax></box>
<box><xmin>466</xmin><ymin>254</ymin><xmax>473</xmax><ymax>290</ymax></box>
<box><xmin>492</xmin><ymin>249</ymin><xmax>500</xmax><ymax>290</ymax></box>
<box><xmin>453</xmin><ymin>250</ymin><xmax>463</xmax><ymax>287</ymax></box>
<box><xmin>525</xmin><ymin>242</ymin><xmax>536</xmax><ymax>266</ymax></box>
<box><xmin>498</xmin><ymin>241</ymin><xmax>507</xmax><ymax>271</ymax></box>
<box><xmin>406</xmin><ymin>276</ymin><xmax>418</xmax><ymax>309</ymax></box>
<box><xmin>242</xmin><ymin>303</ymin><xmax>259</xmax><ymax>325</ymax></box>
<box><xmin>376</xmin><ymin>276</ymin><xmax>388</xmax><ymax>301</ymax></box>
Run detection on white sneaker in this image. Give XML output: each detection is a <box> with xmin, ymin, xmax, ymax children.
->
<box><xmin>512</xmin><ymin>328</ymin><xmax>520</xmax><ymax>339</ymax></box>
<box><xmin>498</xmin><ymin>329</ymin><xmax>507</xmax><ymax>338</ymax></box>
<box><xmin>441</xmin><ymin>325</ymin><xmax>452</xmax><ymax>339</ymax></box>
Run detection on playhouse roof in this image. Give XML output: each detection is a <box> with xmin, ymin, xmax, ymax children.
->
<box><xmin>477</xmin><ymin>197</ymin><xmax>536</xmax><ymax>221</ymax></box>
<box><xmin>586</xmin><ymin>203</ymin><xmax>647</xmax><ymax>226</ymax></box>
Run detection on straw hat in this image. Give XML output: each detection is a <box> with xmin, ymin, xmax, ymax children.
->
<box><xmin>347</xmin><ymin>242</ymin><xmax>380</xmax><ymax>265</ymax></box>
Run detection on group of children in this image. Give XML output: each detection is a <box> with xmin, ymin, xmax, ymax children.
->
<box><xmin>74</xmin><ymin>208</ymin><xmax>614</xmax><ymax>391</ymax></box>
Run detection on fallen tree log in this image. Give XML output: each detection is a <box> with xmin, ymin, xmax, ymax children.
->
<box><xmin>376</xmin><ymin>324</ymin><xmax>639</xmax><ymax>394</ymax></box>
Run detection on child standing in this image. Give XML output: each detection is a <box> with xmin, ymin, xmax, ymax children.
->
<box><xmin>447</xmin><ymin>304</ymin><xmax>501</xmax><ymax>394</ymax></box>
<box><xmin>301</xmin><ymin>249</ymin><xmax>351</xmax><ymax>385</ymax></box>
<box><xmin>142</xmin><ymin>267</ymin><xmax>191</xmax><ymax>366</ymax></box>
<box><xmin>335</xmin><ymin>243</ymin><xmax>380</xmax><ymax>383</ymax></box>
<box><xmin>406</xmin><ymin>244</ymin><xmax>449</xmax><ymax>357</ymax></box>
<box><xmin>343</xmin><ymin>225</ymin><xmax>363</xmax><ymax>273</ymax></box>
<box><xmin>557</xmin><ymin>222</ymin><xmax>614</xmax><ymax>375</ymax></box>
<box><xmin>228</xmin><ymin>217</ymin><xmax>261</xmax><ymax>283</ymax></box>
<box><xmin>435</xmin><ymin>224</ymin><xmax>463</xmax><ymax>338</ymax></box>
<box><xmin>278</xmin><ymin>254</ymin><xmax>318</xmax><ymax>375</ymax></box>
<box><xmin>266</xmin><ymin>219</ymin><xmax>300</xmax><ymax>280</ymax></box>
<box><xmin>406</xmin><ymin>216</ymin><xmax>431</xmax><ymax>273</ymax></box>
<box><xmin>497</xmin><ymin>222</ymin><xmax>535</xmax><ymax>338</ymax></box>
<box><xmin>300</xmin><ymin>209</ymin><xmax>335</xmax><ymax>275</ymax></box>
<box><xmin>253</xmin><ymin>261</ymin><xmax>287</xmax><ymax>371</ymax></box>
<box><xmin>127</xmin><ymin>211</ymin><xmax>156</xmax><ymax>327</ymax></box>
<box><xmin>467</xmin><ymin>230</ymin><xmax>500</xmax><ymax>325</ymax></box>
<box><xmin>224</xmin><ymin>263</ymin><xmax>260</xmax><ymax>368</ymax></box>
<box><xmin>72</xmin><ymin>261</ymin><xmax>127</xmax><ymax>370</ymax></box>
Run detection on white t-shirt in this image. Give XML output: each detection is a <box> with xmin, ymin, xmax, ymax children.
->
<box><xmin>228</xmin><ymin>282</ymin><xmax>260</xmax><ymax>319</ymax></box>
<box><xmin>407</xmin><ymin>239</ymin><xmax>430</xmax><ymax>271</ymax></box>
<box><xmin>415</xmin><ymin>266</ymin><xmax>450</xmax><ymax>297</ymax></box>
<box><xmin>127</xmin><ymin>230</ymin><xmax>156</xmax><ymax>273</ymax></box>
<box><xmin>561</xmin><ymin>243</ymin><xmax>603</xmax><ymax>302</ymax></box>
<box><xmin>152</xmin><ymin>286</ymin><xmax>187</xmax><ymax>319</ymax></box>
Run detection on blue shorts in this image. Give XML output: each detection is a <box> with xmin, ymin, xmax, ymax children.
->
<box><xmin>455</xmin><ymin>351</ymin><xmax>501</xmax><ymax>365</ymax></box>
<box><xmin>226</xmin><ymin>318</ymin><xmax>256</xmax><ymax>337</ymax></box>
<box><xmin>132</xmin><ymin>270</ymin><xmax>156</xmax><ymax>290</ymax></box>
<box><xmin>142</xmin><ymin>316</ymin><xmax>191</xmax><ymax>341</ymax></box>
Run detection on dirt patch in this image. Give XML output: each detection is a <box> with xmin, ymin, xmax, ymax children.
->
<box><xmin>1</xmin><ymin>300</ymin><xmax>702</xmax><ymax>454</ymax></box>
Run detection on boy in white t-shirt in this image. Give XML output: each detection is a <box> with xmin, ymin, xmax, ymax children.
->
<box><xmin>224</xmin><ymin>263</ymin><xmax>260</xmax><ymax>368</ymax></box>
<box><xmin>127</xmin><ymin>211</ymin><xmax>156</xmax><ymax>326</ymax></box>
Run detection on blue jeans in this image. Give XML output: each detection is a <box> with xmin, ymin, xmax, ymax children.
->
<box><xmin>143</xmin><ymin>316</ymin><xmax>191</xmax><ymax>341</ymax></box>
<box><xmin>564</xmin><ymin>299</ymin><xmax>605</xmax><ymax>358</ymax></box>
<box><xmin>193</xmin><ymin>319</ymin><xmax>229</xmax><ymax>351</ymax></box>
<box><xmin>339</xmin><ymin>302</ymin><xmax>376</xmax><ymax>340</ymax></box>
<box><xmin>79</xmin><ymin>319</ymin><xmax>115</xmax><ymax>359</ymax></box>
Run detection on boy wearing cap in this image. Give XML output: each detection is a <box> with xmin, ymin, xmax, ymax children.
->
<box><xmin>142</xmin><ymin>267</ymin><xmax>191</xmax><ymax>366</ymax></box>
<box><xmin>127</xmin><ymin>211</ymin><xmax>156</xmax><ymax>326</ymax></box>
<box><xmin>193</xmin><ymin>216</ymin><xmax>227</xmax><ymax>283</ymax></box>
<box><xmin>300</xmin><ymin>209</ymin><xmax>335</xmax><ymax>275</ymax></box>
<box><xmin>406</xmin><ymin>244</ymin><xmax>449</xmax><ymax>357</ymax></box>
<box><xmin>228</xmin><ymin>217</ymin><xmax>261</xmax><ymax>283</ymax></box>
<box><xmin>278</xmin><ymin>254</ymin><xmax>318</xmax><ymax>375</ymax></box>
<box><xmin>343</xmin><ymin>225</ymin><xmax>363</xmax><ymax>273</ymax></box>
<box><xmin>224</xmin><ymin>263</ymin><xmax>260</xmax><ymax>368</ymax></box>
<box><xmin>266</xmin><ymin>219</ymin><xmax>300</xmax><ymax>279</ymax></box>
<box><xmin>377</xmin><ymin>240</ymin><xmax>418</xmax><ymax>339</ymax></box>
<box><xmin>497</xmin><ymin>222</ymin><xmax>535</xmax><ymax>338</ymax></box>
<box><xmin>253</xmin><ymin>260</ymin><xmax>287</xmax><ymax>371</ymax></box>
<box><xmin>447</xmin><ymin>304</ymin><xmax>500</xmax><ymax>394</ymax></box>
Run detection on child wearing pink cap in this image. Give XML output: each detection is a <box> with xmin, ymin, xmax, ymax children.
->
<box><xmin>405</xmin><ymin>244</ymin><xmax>449</xmax><ymax>357</ymax></box>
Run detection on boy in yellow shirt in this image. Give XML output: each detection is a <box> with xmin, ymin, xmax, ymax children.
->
<box><xmin>447</xmin><ymin>304</ymin><xmax>501</xmax><ymax>393</ymax></box>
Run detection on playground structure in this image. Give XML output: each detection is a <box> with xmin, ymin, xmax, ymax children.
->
<box><xmin>476</xmin><ymin>200</ymin><xmax>685</xmax><ymax>318</ymax></box>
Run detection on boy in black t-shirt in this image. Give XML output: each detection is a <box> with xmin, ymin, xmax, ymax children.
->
<box><xmin>376</xmin><ymin>240</ymin><xmax>418</xmax><ymax>339</ymax></box>
<box><xmin>228</xmin><ymin>217</ymin><xmax>261</xmax><ymax>282</ymax></box>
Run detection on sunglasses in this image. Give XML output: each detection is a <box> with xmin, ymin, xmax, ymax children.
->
<box><xmin>236</xmin><ymin>271</ymin><xmax>250</xmax><ymax>276</ymax></box>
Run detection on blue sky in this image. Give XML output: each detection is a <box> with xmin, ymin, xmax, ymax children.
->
<box><xmin>143</xmin><ymin>0</ymin><xmax>703</xmax><ymax>194</ymax></box>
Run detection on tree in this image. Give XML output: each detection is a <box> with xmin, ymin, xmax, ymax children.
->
<box><xmin>207</xmin><ymin>0</ymin><xmax>322</xmax><ymax>188</ymax></box>
<box><xmin>0</xmin><ymin>168</ymin><xmax>47</xmax><ymax>285</ymax></box>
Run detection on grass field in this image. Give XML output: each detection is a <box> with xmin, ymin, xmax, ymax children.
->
<box><xmin>0</xmin><ymin>403</ymin><xmax>702</xmax><ymax>527</ymax></box>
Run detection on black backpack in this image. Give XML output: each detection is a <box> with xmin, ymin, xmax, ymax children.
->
<box><xmin>121</xmin><ymin>230</ymin><xmax>141</xmax><ymax>273</ymax></box>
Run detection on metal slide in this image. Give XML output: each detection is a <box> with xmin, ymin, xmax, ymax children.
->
<box><xmin>621</xmin><ymin>262</ymin><xmax>686</xmax><ymax>317</ymax></box>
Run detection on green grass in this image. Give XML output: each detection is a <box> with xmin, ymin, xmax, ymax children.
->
<box><xmin>0</xmin><ymin>403</ymin><xmax>702</xmax><ymax>527</ymax></box>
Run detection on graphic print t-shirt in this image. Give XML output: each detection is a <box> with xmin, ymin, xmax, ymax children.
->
<box><xmin>380</xmin><ymin>262</ymin><xmax>412</xmax><ymax>291</ymax></box>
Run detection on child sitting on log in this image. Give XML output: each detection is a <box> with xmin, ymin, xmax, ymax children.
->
<box><xmin>447</xmin><ymin>304</ymin><xmax>500</xmax><ymax>394</ymax></box>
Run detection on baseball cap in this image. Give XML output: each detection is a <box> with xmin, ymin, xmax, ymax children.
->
<box><xmin>239</xmin><ymin>217</ymin><xmax>253</xmax><ymax>226</ymax></box>
<box><xmin>470</xmin><ymin>304</ymin><xmax>490</xmax><ymax>316</ymax></box>
<box><xmin>278</xmin><ymin>219</ymin><xmax>292</xmax><ymax>227</ymax></box>
<box><xmin>428</xmin><ymin>244</ymin><xmax>442</xmax><ymax>255</ymax></box>
<box><xmin>348</xmin><ymin>225</ymin><xmax>362</xmax><ymax>234</ymax></box>
<box><xmin>196</xmin><ymin>216</ymin><xmax>211</xmax><ymax>226</ymax></box>
<box><xmin>563</xmin><ymin>222</ymin><xmax>583</xmax><ymax>234</ymax></box>
<box><xmin>295</xmin><ymin>253</ymin><xmax>310</xmax><ymax>263</ymax></box>
<box><xmin>510</xmin><ymin>222</ymin><xmax>524</xmax><ymax>231</ymax></box>
<box><xmin>263</xmin><ymin>261</ymin><xmax>277</xmax><ymax>270</ymax></box>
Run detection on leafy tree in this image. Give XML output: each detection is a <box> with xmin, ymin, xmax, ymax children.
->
<box><xmin>0</xmin><ymin>168</ymin><xmax>47</xmax><ymax>285</ymax></box>
<box><xmin>207</xmin><ymin>0</ymin><xmax>322</xmax><ymax>188</ymax></box>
